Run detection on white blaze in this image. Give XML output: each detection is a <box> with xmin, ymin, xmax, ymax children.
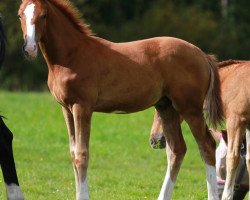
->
<box><xmin>24</xmin><ymin>3</ymin><xmax>37</xmax><ymax>57</ymax></box>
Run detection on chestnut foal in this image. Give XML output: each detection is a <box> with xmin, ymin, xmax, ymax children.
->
<box><xmin>18</xmin><ymin>0</ymin><xmax>223</xmax><ymax>199</ymax></box>
<box><xmin>151</xmin><ymin>60</ymin><xmax>250</xmax><ymax>200</ymax></box>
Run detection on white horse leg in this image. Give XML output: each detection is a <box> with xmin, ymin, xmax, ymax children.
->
<box><xmin>205</xmin><ymin>164</ymin><xmax>218</xmax><ymax>200</ymax></box>
<box><xmin>156</xmin><ymin>107</ymin><xmax>186</xmax><ymax>200</ymax></box>
<box><xmin>221</xmin><ymin>116</ymin><xmax>246</xmax><ymax>200</ymax></box>
<box><xmin>5</xmin><ymin>183</ymin><xmax>25</xmax><ymax>200</ymax></box>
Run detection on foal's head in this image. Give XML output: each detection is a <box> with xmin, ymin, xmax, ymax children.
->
<box><xmin>18</xmin><ymin>0</ymin><xmax>47</xmax><ymax>58</ymax></box>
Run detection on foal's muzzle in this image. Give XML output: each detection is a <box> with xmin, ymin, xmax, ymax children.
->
<box><xmin>22</xmin><ymin>36</ymin><xmax>37</xmax><ymax>59</ymax></box>
<box><xmin>150</xmin><ymin>134</ymin><xmax>166</xmax><ymax>149</ymax></box>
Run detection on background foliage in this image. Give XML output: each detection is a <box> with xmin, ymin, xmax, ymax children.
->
<box><xmin>0</xmin><ymin>0</ymin><xmax>250</xmax><ymax>90</ymax></box>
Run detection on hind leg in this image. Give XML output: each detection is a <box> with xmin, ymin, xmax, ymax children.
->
<box><xmin>183</xmin><ymin>111</ymin><xmax>219</xmax><ymax>200</ymax></box>
<box><xmin>156</xmin><ymin>104</ymin><xmax>187</xmax><ymax>200</ymax></box>
<box><xmin>222</xmin><ymin>115</ymin><xmax>247</xmax><ymax>200</ymax></box>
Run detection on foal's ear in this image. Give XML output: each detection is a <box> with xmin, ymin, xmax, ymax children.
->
<box><xmin>221</xmin><ymin>129</ymin><xmax>228</xmax><ymax>144</ymax></box>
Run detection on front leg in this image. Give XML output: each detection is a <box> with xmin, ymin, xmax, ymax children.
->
<box><xmin>72</xmin><ymin>104</ymin><xmax>92</xmax><ymax>200</ymax></box>
<box><xmin>222</xmin><ymin>116</ymin><xmax>246</xmax><ymax>200</ymax></box>
<box><xmin>62</xmin><ymin>107</ymin><xmax>79</xmax><ymax>197</ymax></box>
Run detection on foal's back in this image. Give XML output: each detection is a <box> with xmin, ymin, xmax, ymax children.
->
<box><xmin>94</xmin><ymin>36</ymin><xmax>211</xmax><ymax>112</ymax></box>
<box><xmin>219</xmin><ymin>60</ymin><xmax>250</xmax><ymax>119</ymax></box>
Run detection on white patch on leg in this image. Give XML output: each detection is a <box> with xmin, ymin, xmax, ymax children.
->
<box><xmin>157</xmin><ymin>166</ymin><xmax>175</xmax><ymax>200</ymax></box>
<box><xmin>5</xmin><ymin>183</ymin><xmax>25</xmax><ymax>200</ymax></box>
<box><xmin>221</xmin><ymin>186</ymin><xmax>233</xmax><ymax>200</ymax></box>
<box><xmin>221</xmin><ymin>172</ymin><xmax>235</xmax><ymax>200</ymax></box>
<box><xmin>205</xmin><ymin>164</ymin><xmax>219</xmax><ymax>200</ymax></box>
<box><xmin>77</xmin><ymin>176</ymin><xmax>89</xmax><ymax>200</ymax></box>
<box><xmin>158</xmin><ymin>144</ymin><xmax>179</xmax><ymax>200</ymax></box>
<box><xmin>24</xmin><ymin>3</ymin><xmax>37</xmax><ymax>57</ymax></box>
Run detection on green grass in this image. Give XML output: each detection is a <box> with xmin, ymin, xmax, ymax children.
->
<box><xmin>0</xmin><ymin>91</ymin><xmax>215</xmax><ymax>199</ymax></box>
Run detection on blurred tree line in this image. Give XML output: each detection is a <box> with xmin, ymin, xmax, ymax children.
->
<box><xmin>0</xmin><ymin>0</ymin><xmax>249</xmax><ymax>90</ymax></box>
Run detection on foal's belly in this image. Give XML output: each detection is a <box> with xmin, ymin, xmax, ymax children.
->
<box><xmin>94</xmin><ymin>66</ymin><xmax>164</xmax><ymax>113</ymax></box>
<box><xmin>94</xmin><ymin>99</ymin><xmax>157</xmax><ymax>113</ymax></box>
<box><xmin>94</xmin><ymin>84</ymin><xmax>162</xmax><ymax>113</ymax></box>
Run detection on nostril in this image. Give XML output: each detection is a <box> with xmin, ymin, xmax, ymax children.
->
<box><xmin>150</xmin><ymin>138</ymin><xmax>155</xmax><ymax>146</ymax></box>
<box><xmin>160</xmin><ymin>136</ymin><xmax>166</xmax><ymax>148</ymax></box>
<box><xmin>22</xmin><ymin>45</ymin><xmax>27</xmax><ymax>53</ymax></box>
<box><xmin>161</xmin><ymin>135</ymin><xmax>166</xmax><ymax>142</ymax></box>
<box><xmin>22</xmin><ymin>47</ymin><xmax>29</xmax><ymax>57</ymax></box>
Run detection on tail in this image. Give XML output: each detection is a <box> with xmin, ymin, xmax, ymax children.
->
<box><xmin>205</xmin><ymin>54</ymin><xmax>224</xmax><ymax>127</ymax></box>
<box><xmin>0</xmin><ymin>16</ymin><xmax>6</xmax><ymax>67</ymax></box>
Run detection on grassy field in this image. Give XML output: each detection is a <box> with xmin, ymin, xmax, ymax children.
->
<box><xmin>0</xmin><ymin>91</ymin><xmax>217</xmax><ymax>199</ymax></box>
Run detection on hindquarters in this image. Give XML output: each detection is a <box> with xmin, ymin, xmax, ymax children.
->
<box><xmin>218</xmin><ymin>62</ymin><xmax>250</xmax><ymax>199</ymax></box>
<box><xmin>152</xmin><ymin>46</ymin><xmax>221</xmax><ymax>199</ymax></box>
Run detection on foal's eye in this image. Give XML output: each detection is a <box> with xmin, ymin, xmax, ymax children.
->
<box><xmin>41</xmin><ymin>14</ymin><xmax>47</xmax><ymax>19</ymax></box>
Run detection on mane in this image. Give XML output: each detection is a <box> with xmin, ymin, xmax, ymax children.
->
<box><xmin>218</xmin><ymin>60</ymin><xmax>248</xmax><ymax>68</ymax></box>
<box><xmin>0</xmin><ymin>16</ymin><xmax>6</xmax><ymax>68</ymax></box>
<box><xmin>47</xmin><ymin>0</ymin><xmax>92</xmax><ymax>35</ymax></box>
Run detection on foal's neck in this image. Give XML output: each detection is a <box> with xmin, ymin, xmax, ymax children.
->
<box><xmin>39</xmin><ymin>1</ymin><xmax>90</xmax><ymax>67</ymax></box>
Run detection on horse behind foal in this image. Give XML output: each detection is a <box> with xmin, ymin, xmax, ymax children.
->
<box><xmin>218</xmin><ymin>60</ymin><xmax>250</xmax><ymax>200</ymax></box>
<box><xmin>18</xmin><ymin>0</ymin><xmax>223</xmax><ymax>199</ymax></box>
<box><xmin>151</xmin><ymin>60</ymin><xmax>250</xmax><ymax>200</ymax></box>
<box><xmin>0</xmin><ymin>17</ymin><xmax>24</xmax><ymax>200</ymax></box>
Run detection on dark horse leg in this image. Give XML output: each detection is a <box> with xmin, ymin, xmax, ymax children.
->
<box><xmin>0</xmin><ymin>116</ymin><xmax>24</xmax><ymax>200</ymax></box>
<box><xmin>0</xmin><ymin>17</ymin><xmax>24</xmax><ymax>200</ymax></box>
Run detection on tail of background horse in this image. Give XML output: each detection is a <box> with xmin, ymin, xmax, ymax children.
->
<box><xmin>205</xmin><ymin>55</ymin><xmax>223</xmax><ymax>127</ymax></box>
<box><xmin>0</xmin><ymin>16</ymin><xmax>6</xmax><ymax>67</ymax></box>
